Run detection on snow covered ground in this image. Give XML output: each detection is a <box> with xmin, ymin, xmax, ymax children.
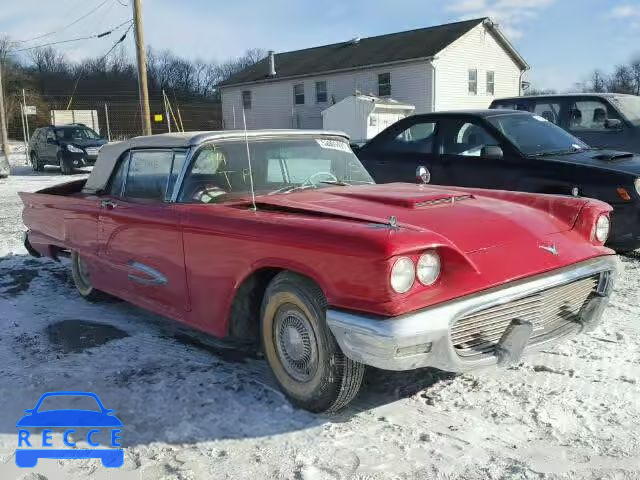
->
<box><xmin>0</xmin><ymin>149</ymin><xmax>638</xmax><ymax>480</ymax></box>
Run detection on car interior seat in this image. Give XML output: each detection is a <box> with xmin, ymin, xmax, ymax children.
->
<box><xmin>541</xmin><ymin>110</ymin><xmax>555</xmax><ymax>123</ymax></box>
<box><xmin>569</xmin><ymin>109</ymin><xmax>583</xmax><ymax>128</ymax></box>
<box><xmin>593</xmin><ymin>108</ymin><xmax>607</xmax><ymax>127</ymax></box>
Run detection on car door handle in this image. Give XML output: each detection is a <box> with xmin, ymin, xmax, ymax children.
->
<box><xmin>127</xmin><ymin>261</ymin><xmax>168</xmax><ymax>286</ymax></box>
<box><xmin>100</xmin><ymin>200</ymin><xmax>117</xmax><ymax>210</ymax></box>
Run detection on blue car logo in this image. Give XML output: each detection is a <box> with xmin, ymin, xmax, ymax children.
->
<box><xmin>16</xmin><ymin>391</ymin><xmax>123</xmax><ymax>468</ymax></box>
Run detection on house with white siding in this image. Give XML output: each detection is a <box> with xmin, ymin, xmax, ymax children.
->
<box><xmin>218</xmin><ymin>17</ymin><xmax>528</xmax><ymax>131</ymax></box>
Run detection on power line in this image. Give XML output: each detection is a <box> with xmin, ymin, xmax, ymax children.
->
<box><xmin>16</xmin><ymin>0</ymin><xmax>111</xmax><ymax>44</ymax></box>
<box><xmin>11</xmin><ymin>19</ymin><xmax>133</xmax><ymax>53</ymax></box>
<box><xmin>66</xmin><ymin>23</ymin><xmax>134</xmax><ymax>109</ymax></box>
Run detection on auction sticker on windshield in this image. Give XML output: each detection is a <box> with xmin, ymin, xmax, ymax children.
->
<box><xmin>15</xmin><ymin>391</ymin><xmax>124</xmax><ymax>468</ymax></box>
<box><xmin>316</xmin><ymin>139</ymin><xmax>351</xmax><ymax>152</ymax></box>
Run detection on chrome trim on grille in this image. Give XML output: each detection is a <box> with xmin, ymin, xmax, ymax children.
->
<box><xmin>326</xmin><ymin>256</ymin><xmax>620</xmax><ymax>372</ymax></box>
<box><xmin>451</xmin><ymin>274</ymin><xmax>600</xmax><ymax>357</ymax></box>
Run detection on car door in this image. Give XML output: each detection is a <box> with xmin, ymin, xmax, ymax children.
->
<box><xmin>358</xmin><ymin>117</ymin><xmax>440</xmax><ymax>183</ymax></box>
<box><xmin>434</xmin><ymin>118</ymin><xmax>522</xmax><ymax>190</ymax></box>
<box><xmin>96</xmin><ymin>149</ymin><xmax>189</xmax><ymax>320</ymax></box>
<box><xmin>40</xmin><ymin>128</ymin><xmax>58</xmax><ymax>164</ymax></box>
<box><xmin>565</xmin><ymin>97</ymin><xmax>628</xmax><ymax>150</ymax></box>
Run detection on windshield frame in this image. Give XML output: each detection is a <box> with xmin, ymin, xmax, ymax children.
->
<box><xmin>610</xmin><ymin>95</ymin><xmax>640</xmax><ymax>127</ymax></box>
<box><xmin>485</xmin><ymin>112</ymin><xmax>589</xmax><ymax>157</ymax></box>
<box><xmin>55</xmin><ymin>126</ymin><xmax>102</xmax><ymax>141</ymax></box>
<box><xmin>169</xmin><ymin>134</ymin><xmax>373</xmax><ymax>203</ymax></box>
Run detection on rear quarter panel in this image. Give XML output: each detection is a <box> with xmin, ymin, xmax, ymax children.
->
<box><xmin>20</xmin><ymin>184</ymin><xmax>100</xmax><ymax>257</ymax></box>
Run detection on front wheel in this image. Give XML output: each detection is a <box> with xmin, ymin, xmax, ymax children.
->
<box><xmin>30</xmin><ymin>152</ymin><xmax>43</xmax><ymax>172</ymax></box>
<box><xmin>261</xmin><ymin>272</ymin><xmax>365</xmax><ymax>412</ymax></box>
<box><xmin>70</xmin><ymin>251</ymin><xmax>109</xmax><ymax>302</ymax></box>
<box><xmin>59</xmin><ymin>155</ymin><xmax>73</xmax><ymax>175</ymax></box>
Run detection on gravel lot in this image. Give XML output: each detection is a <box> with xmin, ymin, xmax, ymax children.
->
<box><xmin>0</xmin><ymin>150</ymin><xmax>638</xmax><ymax>480</ymax></box>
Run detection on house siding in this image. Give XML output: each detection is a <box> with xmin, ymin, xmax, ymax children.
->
<box><xmin>432</xmin><ymin>23</ymin><xmax>522</xmax><ymax>111</ymax></box>
<box><xmin>221</xmin><ymin>62</ymin><xmax>433</xmax><ymax>130</ymax></box>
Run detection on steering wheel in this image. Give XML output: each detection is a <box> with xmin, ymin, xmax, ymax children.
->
<box><xmin>300</xmin><ymin>171</ymin><xmax>338</xmax><ymax>188</ymax></box>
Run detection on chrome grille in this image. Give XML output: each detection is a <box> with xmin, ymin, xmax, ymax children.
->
<box><xmin>85</xmin><ymin>147</ymin><xmax>100</xmax><ymax>156</ymax></box>
<box><xmin>451</xmin><ymin>275</ymin><xmax>600</xmax><ymax>357</ymax></box>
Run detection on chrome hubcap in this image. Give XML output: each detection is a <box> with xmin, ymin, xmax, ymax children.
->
<box><xmin>274</xmin><ymin>307</ymin><xmax>318</xmax><ymax>382</ymax></box>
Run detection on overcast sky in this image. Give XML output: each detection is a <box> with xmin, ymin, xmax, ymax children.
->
<box><xmin>1</xmin><ymin>0</ymin><xmax>639</xmax><ymax>91</ymax></box>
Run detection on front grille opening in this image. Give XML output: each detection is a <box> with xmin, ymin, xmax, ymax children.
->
<box><xmin>451</xmin><ymin>275</ymin><xmax>600</xmax><ymax>358</ymax></box>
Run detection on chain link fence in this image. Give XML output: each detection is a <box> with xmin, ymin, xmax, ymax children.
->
<box><xmin>5</xmin><ymin>90</ymin><xmax>223</xmax><ymax>146</ymax></box>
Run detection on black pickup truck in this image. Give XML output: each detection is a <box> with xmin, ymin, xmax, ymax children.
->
<box><xmin>490</xmin><ymin>93</ymin><xmax>640</xmax><ymax>154</ymax></box>
<box><xmin>356</xmin><ymin>109</ymin><xmax>640</xmax><ymax>252</ymax></box>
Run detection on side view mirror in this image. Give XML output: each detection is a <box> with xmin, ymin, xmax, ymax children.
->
<box><xmin>416</xmin><ymin>166</ymin><xmax>431</xmax><ymax>184</ymax></box>
<box><xmin>604</xmin><ymin>118</ymin><xmax>623</xmax><ymax>131</ymax></box>
<box><xmin>481</xmin><ymin>145</ymin><xmax>503</xmax><ymax>160</ymax></box>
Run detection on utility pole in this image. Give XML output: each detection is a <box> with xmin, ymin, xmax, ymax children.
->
<box><xmin>0</xmin><ymin>61</ymin><xmax>10</xmax><ymax>178</ymax></box>
<box><xmin>132</xmin><ymin>0</ymin><xmax>152</xmax><ymax>136</ymax></box>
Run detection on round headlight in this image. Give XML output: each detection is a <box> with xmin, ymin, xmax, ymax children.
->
<box><xmin>594</xmin><ymin>215</ymin><xmax>610</xmax><ymax>243</ymax></box>
<box><xmin>635</xmin><ymin>178</ymin><xmax>640</xmax><ymax>196</ymax></box>
<box><xmin>416</xmin><ymin>250</ymin><xmax>441</xmax><ymax>286</ymax></box>
<box><xmin>390</xmin><ymin>257</ymin><xmax>415</xmax><ymax>294</ymax></box>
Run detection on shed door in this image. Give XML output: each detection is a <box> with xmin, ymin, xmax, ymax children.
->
<box><xmin>368</xmin><ymin>112</ymin><xmax>407</xmax><ymax>138</ymax></box>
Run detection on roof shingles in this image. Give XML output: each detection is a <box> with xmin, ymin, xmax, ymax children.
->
<box><xmin>219</xmin><ymin>18</ymin><xmax>487</xmax><ymax>87</ymax></box>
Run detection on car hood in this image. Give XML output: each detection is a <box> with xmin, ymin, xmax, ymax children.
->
<box><xmin>542</xmin><ymin>149</ymin><xmax>640</xmax><ymax>175</ymax></box>
<box><xmin>16</xmin><ymin>410</ymin><xmax>123</xmax><ymax>427</ymax></box>
<box><xmin>61</xmin><ymin>139</ymin><xmax>107</xmax><ymax>148</ymax></box>
<box><xmin>252</xmin><ymin>184</ymin><xmax>587</xmax><ymax>254</ymax></box>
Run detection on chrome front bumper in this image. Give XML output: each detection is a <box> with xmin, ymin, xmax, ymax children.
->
<box><xmin>326</xmin><ymin>256</ymin><xmax>620</xmax><ymax>372</ymax></box>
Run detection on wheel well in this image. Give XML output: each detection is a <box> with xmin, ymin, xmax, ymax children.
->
<box><xmin>227</xmin><ymin>268</ymin><xmax>326</xmax><ymax>342</ymax></box>
<box><xmin>227</xmin><ymin>268</ymin><xmax>282</xmax><ymax>342</ymax></box>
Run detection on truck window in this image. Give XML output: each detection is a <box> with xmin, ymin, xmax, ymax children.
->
<box><xmin>568</xmin><ymin>99</ymin><xmax>622</xmax><ymax>132</ymax></box>
<box><xmin>531</xmin><ymin>101</ymin><xmax>561</xmax><ymax>125</ymax></box>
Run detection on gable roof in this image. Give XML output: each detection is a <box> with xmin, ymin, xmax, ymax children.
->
<box><xmin>219</xmin><ymin>18</ymin><xmax>527</xmax><ymax>88</ymax></box>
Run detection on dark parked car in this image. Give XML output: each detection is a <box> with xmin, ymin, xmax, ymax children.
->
<box><xmin>356</xmin><ymin>109</ymin><xmax>640</xmax><ymax>252</ymax></box>
<box><xmin>490</xmin><ymin>93</ymin><xmax>640</xmax><ymax>153</ymax></box>
<box><xmin>29</xmin><ymin>124</ymin><xmax>107</xmax><ymax>174</ymax></box>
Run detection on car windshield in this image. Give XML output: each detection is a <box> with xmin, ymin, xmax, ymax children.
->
<box><xmin>610</xmin><ymin>95</ymin><xmax>640</xmax><ymax>126</ymax></box>
<box><xmin>37</xmin><ymin>395</ymin><xmax>101</xmax><ymax>412</ymax></box>
<box><xmin>487</xmin><ymin>113</ymin><xmax>589</xmax><ymax>156</ymax></box>
<box><xmin>55</xmin><ymin>127</ymin><xmax>101</xmax><ymax>141</ymax></box>
<box><xmin>178</xmin><ymin>137</ymin><xmax>374</xmax><ymax>203</ymax></box>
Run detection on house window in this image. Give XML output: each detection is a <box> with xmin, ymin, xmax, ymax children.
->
<box><xmin>378</xmin><ymin>73</ymin><xmax>391</xmax><ymax>97</ymax></box>
<box><xmin>486</xmin><ymin>71</ymin><xmax>495</xmax><ymax>95</ymax></box>
<box><xmin>468</xmin><ymin>69</ymin><xmax>478</xmax><ymax>95</ymax></box>
<box><xmin>242</xmin><ymin>90</ymin><xmax>252</xmax><ymax>109</ymax></box>
<box><xmin>294</xmin><ymin>84</ymin><xmax>305</xmax><ymax>105</ymax></box>
<box><xmin>315</xmin><ymin>81</ymin><xmax>328</xmax><ymax>103</ymax></box>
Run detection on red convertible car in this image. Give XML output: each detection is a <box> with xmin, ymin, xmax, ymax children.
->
<box><xmin>21</xmin><ymin>130</ymin><xmax>619</xmax><ymax>412</ymax></box>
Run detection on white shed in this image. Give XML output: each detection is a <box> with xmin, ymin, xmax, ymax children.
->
<box><xmin>322</xmin><ymin>94</ymin><xmax>415</xmax><ymax>143</ymax></box>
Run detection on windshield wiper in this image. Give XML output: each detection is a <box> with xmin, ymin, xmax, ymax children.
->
<box><xmin>267</xmin><ymin>184</ymin><xmax>317</xmax><ymax>195</ymax></box>
<box><xmin>529</xmin><ymin>147</ymin><xmax>586</xmax><ymax>157</ymax></box>
<box><xmin>318</xmin><ymin>180</ymin><xmax>351</xmax><ymax>186</ymax></box>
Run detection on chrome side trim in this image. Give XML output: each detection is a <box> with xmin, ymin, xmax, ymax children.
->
<box><xmin>127</xmin><ymin>261</ymin><xmax>168</xmax><ymax>286</ymax></box>
<box><xmin>326</xmin><ymin>255</ymin><xmax>620</xmax><ymax>372</ymax></box>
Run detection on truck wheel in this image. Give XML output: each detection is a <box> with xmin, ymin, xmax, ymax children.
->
<box><xmin>30</xmin><ymin>152</ymin><xmax>43</xmax><ymax>172</ymax></box>
<box><xmin>71</xmin><ymin>251</ymin><xmax>109</xmax><ymax>302</ymax></box>
<box><xmin>59</xmin><ymin>155</ymin><xmax>73</xmax><ymax>175</ymax></box>
<box><xmin>261</xmin><ymin>272</ymin><xmax>365</xmax><ymax>412</ymax></box>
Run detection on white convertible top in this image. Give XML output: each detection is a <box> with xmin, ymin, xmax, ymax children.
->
<box><xmin>82</xmin><ymin>129</ymin><xmax>350</xmax><ymax>194</ymax></box>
